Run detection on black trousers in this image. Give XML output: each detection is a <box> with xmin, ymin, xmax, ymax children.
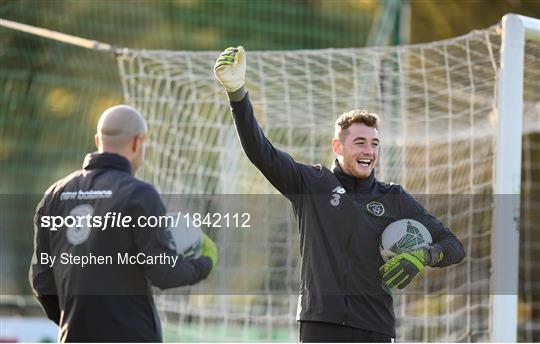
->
<box><xmin>299</xmin><ymin>321</ymin><xmax>393</xmax><ymax>343</ymax></box>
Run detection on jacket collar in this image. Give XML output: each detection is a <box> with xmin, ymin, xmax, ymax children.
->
<box><xmin>83</xmin><ymin>152</ymin><xmax>132</xmax><ymax>175</ymax></box>
<box><xmin>332</xmin><ymin>159</ymin><xmax>375</xmax><ymax>193</ymax></box>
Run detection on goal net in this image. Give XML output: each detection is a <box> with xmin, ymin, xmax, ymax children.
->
<box><xmin>116</xmin><ymin>24</ymin><xmax>540</xmax><ymax>342</ymax></box>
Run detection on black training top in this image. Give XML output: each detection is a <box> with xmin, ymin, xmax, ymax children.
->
<box><xmin>229</xmin><ymin>93</ymin><xmax>465</xmax><ymax>337</ymax></box>
<box><xmin>30</xmin><ymin>152</ymin><xmax>212</xmax><ymax>342</ymax></box>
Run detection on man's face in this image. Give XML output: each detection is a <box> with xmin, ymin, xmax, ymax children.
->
<box><xmin>332</xmin><ymin>122</ymin><xmax>379</xmax><ymax>179</ymax></box>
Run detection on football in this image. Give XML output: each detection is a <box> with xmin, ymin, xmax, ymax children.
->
<box><xmin>380</xmin><ymin>219</ymin><xmax>432</xmax><ymax>261</ymax></box>
<box><xmin>165</xmin><ymin>216</ymin><xmax>203</xmax><ymax>260</ymax></box>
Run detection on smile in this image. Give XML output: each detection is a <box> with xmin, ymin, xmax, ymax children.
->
<box><xmin>357</xmin><ymin>159</ymin><xmax>372</xmax><ymax>167</ymax></box>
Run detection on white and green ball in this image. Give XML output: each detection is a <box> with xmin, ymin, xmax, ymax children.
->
<box><xmin>165</xmin><ymin>217</ymin><xmax>203</xmax><ymax>260</ymax></box>
<box><xmin>380</xmin><ymin>219</ymin><xmax>432</xmax><ymax>261</ymax></box>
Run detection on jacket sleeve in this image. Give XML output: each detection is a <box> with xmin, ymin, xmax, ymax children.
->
<box><xmin>29</xmin><ymin>193</ymin><xmax>61</xmax><ymax>325</ymax></box>
<box><xmin>229</xmin><ymin>93</ymin><xmax>303</xmax><ymax>197</ymax></box>
<box><xmin>129</xmin><ymin>184</ymin><xmax>212</xmax><ymax>289</ymax></box>
<box><xmin>398</xmin><ymin>188</ymin><xmax>465</xmax><ymax>267</ymax></box>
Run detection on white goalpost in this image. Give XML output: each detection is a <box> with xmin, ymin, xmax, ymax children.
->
<box><xmin>1</xmin><ymin>14</ymin><xmax>539</xmax><ymax>342</ymax></box>
<box><xmin>491</xmin><ymin>13</ymin><xmax>540</xmax><ymax>343</ymax></box>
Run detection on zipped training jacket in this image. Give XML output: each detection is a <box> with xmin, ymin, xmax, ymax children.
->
<box><xmin>229</xmin><ymin>93</ymin><xmax>465</xmax><ymax>337</ymax></box>
<box><xmin>30</xmin><ymin>152</ymin><xmax>212</xmax><ymax>342</ymax></box>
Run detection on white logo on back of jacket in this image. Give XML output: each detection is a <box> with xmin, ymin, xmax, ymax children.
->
<box><xmin>330</xmin><ymin>186</ymin><xmax>346</xmax><ymax>206</ymax></box>
<box><xmin>66</xmin><ymin>204</ymin><xmax>94</xmax><ymax>245</ymax></box>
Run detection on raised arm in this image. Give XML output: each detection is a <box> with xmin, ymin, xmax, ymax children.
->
<box><xmin>214</xmin><ymin>46</ymin><xmax>302</xmax><ymax>196</ymax></box>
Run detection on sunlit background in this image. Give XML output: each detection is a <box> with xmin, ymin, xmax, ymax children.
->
<box><xmin>1</xmin><ymin>0</ymin><xmax>539</xmax><ymax>342</ymax></box>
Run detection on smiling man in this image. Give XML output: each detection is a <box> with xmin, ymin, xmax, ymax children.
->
<box><xmin>214</xmin><ymin>47</ymin><xmax>465</xmax><ymax>342</ymax></box>
<box><xmin>333</xmin><ymin>110</ymin><xmax>380</xmax><ymax>179</ymax></box>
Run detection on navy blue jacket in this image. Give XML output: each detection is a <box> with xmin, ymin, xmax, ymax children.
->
<box><xmin>229</xmin><ymin>93</ymin><xmax>465</xmax><ymax>337</ymax></box>
<box><xmin>30</xmin><ymin>152</ymin><xmax>212</xmax><ymax>342</ymax></box>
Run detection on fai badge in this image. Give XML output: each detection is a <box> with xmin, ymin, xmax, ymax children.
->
<box><xmin>367</xmin><ymin>201</ymin><xmax>385</xmax><ymax>216</ymax></box>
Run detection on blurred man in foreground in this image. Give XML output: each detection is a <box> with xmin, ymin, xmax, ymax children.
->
<box><xmin>30</xmin><ymin>105</ymin><xmax>217</xmax><ymax>342</ymax></box>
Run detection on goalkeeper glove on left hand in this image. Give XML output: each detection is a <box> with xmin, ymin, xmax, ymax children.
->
<box><xmin>379</xmin><ymin>245</ymin><xmax>443</xmax><ymax>289</ymax></box>
<box><xmin>201</xmin><ymin>233</ymin><xmax>218</xmax><ymax>273</ymax></box>
<box><xmin>214</xmin><ymin>46</ymin><xmax>246</xmax><ymax>100</ymax></box>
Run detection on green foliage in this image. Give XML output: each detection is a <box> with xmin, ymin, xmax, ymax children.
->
<box><xmin>410</xmin><ymin>0</ymin><xmax>540</xmax><ymax>43</ymax></box>
<box><xmin>0</xmin><ymin>0</ymin><xmax>380</xmax><ymax>195</ymax></box>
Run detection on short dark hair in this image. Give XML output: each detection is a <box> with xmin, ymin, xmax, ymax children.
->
<box><xmin>335</xmin><ymin>109</ymin><xmax>380</xmax><ymax>142</ymax></box>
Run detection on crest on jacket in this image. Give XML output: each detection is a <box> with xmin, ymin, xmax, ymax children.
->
<box><xmin>366</xmin><ymin>201</ymin><xmax>385</xmax><ymax>216</ymax></box>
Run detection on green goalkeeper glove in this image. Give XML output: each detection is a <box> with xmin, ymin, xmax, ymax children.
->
<box><xmin>214</xmin><ymin>46</ymin><xmax>247</xmax><ymax>100</ymax></box>
<box><xmin>201</xmin><ymin>233</ymin><xmax>218</xmax><ymax>272</ymax></box>
<box><xmin>379</xmin><ymin>245</ymin><xmax>443</xmax><ymax>289</ymax></box>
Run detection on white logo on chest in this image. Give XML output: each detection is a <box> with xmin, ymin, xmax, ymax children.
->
<box><xmin>330</xmin><ymin>186</ymin><xmax>346</xmax><ymax>207</ymax></box>
<box><xmin>366</xmin><ymin>201</ymin><xmax>385</xmax><ymax>216</ymax></box>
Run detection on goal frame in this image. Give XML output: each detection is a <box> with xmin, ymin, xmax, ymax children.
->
<box><xmin>492</xmin><ymin>13</ymin><xmax>540</xmax><ymax>342</ymax></box>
